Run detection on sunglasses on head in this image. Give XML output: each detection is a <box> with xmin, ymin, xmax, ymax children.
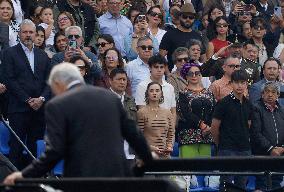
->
<box><xmin>181</xmin><ymin>14</ymin><xmax>195</xmax><ymax>20</ymax></box>
<box><xmin>149</xmin><ymin>11</ymin><xmax>163</xmax><ymax>18</ymax></box>
<box><xmin>216</xmin><ymin>23</ymin><xmax>229</xmax><ymax>28</ymax></box>
<box><xmin>227</xmin><ymin>64</ymin><xmax>241</xmax><ymax>69</ymax></box>
<box><xmin>187</xmin><ymin>71</ymin><xmax>201</xmax><ymax>77</ymax></box>
<box><xmin>68</xmin><ymin>34</ymin><xmax>80</xmax><ymax>39</ymax></box>
<box><xmin>96</xmin><ymin>42</ymin><xmax>109</xmax><ymax>47</ymax></box>
<box><xmin>59</xmin><ymin>16</ymin><xmax>69</xmax><ymax>22</ymax></box>
<box><xmin>139</xmin><ymin>45</ymin><xmax>154</xmax><ymax>50</ymax></box>
<box><xmin>177</xmin><ymin>57</ymin><xmax>189</xmax><ymax>62</ymax></box>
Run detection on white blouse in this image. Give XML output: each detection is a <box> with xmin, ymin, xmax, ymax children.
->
<box><xmin>11</xmin><ymin>0</ymin><xmax>23</xmax><ymax>24</ymax></box>
<box><xmin>9</xmin><ymin>20</ymin><xmax>20</xmax><ymax>47</ymax></box>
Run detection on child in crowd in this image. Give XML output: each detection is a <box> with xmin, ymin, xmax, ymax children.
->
<box><xmin>38</xmin><ymin>6</ymin><xmax>55</xmax><ymax>47</ymax></box>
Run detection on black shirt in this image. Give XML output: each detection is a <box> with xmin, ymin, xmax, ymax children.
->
<box><xmin>213</xmin><ymin>92</ymin><xmax>253</xmax><ymax>151</ymax></box>
<box><xmin>159</xmin><ymin>28</ymin><xmax>205</xmax><ymax>70</ymax></box>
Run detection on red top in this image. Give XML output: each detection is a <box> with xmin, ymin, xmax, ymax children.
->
<box><xmin>211</xmin><ymin>38</ymin><xmax>229</xmax><ymax>58</ymax></box>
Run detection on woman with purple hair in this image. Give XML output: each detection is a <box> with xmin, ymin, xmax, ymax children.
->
<box><xmin>177</xmin><ymin>62</ymin><xmax>215</xmax><ymax>158</ymax></box>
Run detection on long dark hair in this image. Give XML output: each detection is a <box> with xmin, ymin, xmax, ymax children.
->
<box><xmin>145</xmin><ymin>82</ymin><xmax>164</xmax><ymax>104</ymax></box>
<box><xmin>35</xmin><ymin>25</ymin><xmax>46</xmax><ymax>50</ymax></box>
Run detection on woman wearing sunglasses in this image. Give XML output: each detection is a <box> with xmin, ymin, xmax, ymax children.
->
<box><xmin>146</xmin><ymin>5</ymin><xmax>166</xmax><ymax>46</ymax></box>
<box><xmin>177</xmin><ymin>63</ymin><xmax>214</xmax><ymax>159</ymax></box>
<box><xmin>96</xmin><ymin>34</ymin><xmax>115</xmax><ymax>67</ymax></box>
<box><xmin>206</xmin><ymin>16</ymin><xmax>230</xmax><ymax>60</ymax></box>
<box><xmin>70</xmin><ymin>56</ymin><xmax>92</xmax><ymax>84</ymax></box>
<box><xmin>94</xmin><ymin>48</ymin><xmax>131</xmax><ymax>95</ymax></box>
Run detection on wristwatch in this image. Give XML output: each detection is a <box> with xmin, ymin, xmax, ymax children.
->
<box><xmin>39</xmin><ymin>96</ymin><xmax>45</xmax><ymax>102</ymax></box>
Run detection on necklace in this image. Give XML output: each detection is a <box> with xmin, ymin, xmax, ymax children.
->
<box><xmin>148</xmin><ymin>106</ymin><xmax>159</xmax><ymax>118</ymax></box>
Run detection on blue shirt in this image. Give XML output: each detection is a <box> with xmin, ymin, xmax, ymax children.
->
<box><xmin>125</xmin><ymin>57</ymin><xmax>150</xmax><ymax>96</ymax></box>
<box><xmin>20</xmin><ymin>42</ymin><xmax>34</xmax><ymax>73</ymax></box>
<box><xmin>98</xmin><ymin>12</ymin><xmax>133</xmax><ymax>56</ymax></box>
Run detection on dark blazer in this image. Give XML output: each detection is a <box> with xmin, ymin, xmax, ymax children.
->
<box><xmin>250</xmin><ymin>99</ymin><xmax>284</xmax><ymax>155</ymax></box>
<box><xmin>22</xmin><ymin>85</ymin><xmax>152</xmax><ymax>177</ymax></box>
<box><xmin>2</xmin><ymin>43</ymin><xmax>51</xmax><ymax>113</ymax></box>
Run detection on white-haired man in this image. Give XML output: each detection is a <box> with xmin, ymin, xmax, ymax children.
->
<box><xmin>2</xmin><ymin>19</ymin><xmax>51</xmax><ymax>169</ymax></box>
<box><xmin>4</xmin><ymin>63</ymin><xmax>152</xmax><ymax>184</ymax></box>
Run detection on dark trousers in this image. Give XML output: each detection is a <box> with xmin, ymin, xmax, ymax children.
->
<box><xmin>8</xmin><ymin>111</ymin><xmax>45</xmax><ymax>170</ymax></box>
<box><xmin>255</xmin><ymin>172</ymin><xmax>283</xmax><ymax>191</ymax></box>
<box><xmin>218</xmin><ymin>149</ymin><xmax>252</xmax><ymax>190</ymax></box>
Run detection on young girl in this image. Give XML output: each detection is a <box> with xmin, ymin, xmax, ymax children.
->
<box><xmin>137</xmin><ymin>82</ymin><xmax>174</xmax><ymax>159</ymax></box>
<box><xmin>38</xmin><ymin>6</ymin><xmax>55</xmax><ymax>47</ymax></box>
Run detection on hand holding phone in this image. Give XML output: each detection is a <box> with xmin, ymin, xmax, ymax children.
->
<box><xmin>69</xmin><ymin>39</ymin><xmax>77</xmax><ymax>50</ymax></box>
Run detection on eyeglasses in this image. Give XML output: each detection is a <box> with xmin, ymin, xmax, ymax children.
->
<box><xmin>227</xmin><ymin>64</ymin><xmax>241</xmax><ymax>69</ymax></box>
<box><xmin>96</xmin><ymin>42</ymin><xmax>109</xmax><ymax>47</ymax></box>
<box><xmin>216</xmin><ymin>23</ymin><xmax>229</xmax><ymax>28</ymax></box>
<box><xmin>77</xmin><ymin>65</ymin><xmax>86</xmax><ymax>70</ymax></box>
<box><xmin>68</xmin><ymin>35</ymin><xmax>80</xmax><ymax>39</ymax></box>
<box><xmin>149</xmin><ymin>11</ymin><xmax>163</xmax><ymax>18</ymax></box>
<box><xmin>253</xmin><ymin>25</ymin><xmax>265</xmax><ymax>30</ymax></box>
<box><xmin>59</xmin><ymin>16</ymin><xmax>69</xmax><ymax>23</ymax></box>
<box><xmin>105</xmin><ymin>55</ymin><xmax>118</xmax><ymax>61</ymax></box>
<box><xmin>187</xmin><ymin>71</ymin><xmax>201</xmax><ymax>77</ymax></box>
<box><xmin>139</xmin><ymin>45</ymin><xmax>154</xmax><ymax>50</ymax></box>
<box><xmin>181</xmin><ymin>14</ymin><xmax>195</xmax><ymax>20</ymax></box>
<box><xmin>177</xmin><ymin>57</ymin><xmax>189</xmax><ymax>62</ymax></box>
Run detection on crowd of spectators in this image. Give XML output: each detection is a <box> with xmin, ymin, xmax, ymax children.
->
<box><xmin>0</xmin><ymin>0</ymin><xmax>284</xmax><ymax>191</ymax></box>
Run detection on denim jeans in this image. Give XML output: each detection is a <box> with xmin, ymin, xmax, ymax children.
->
<box><xmin>218</xmin><ymin>149</ymin><xmax>252</xmax><ymax>190</ymax></box>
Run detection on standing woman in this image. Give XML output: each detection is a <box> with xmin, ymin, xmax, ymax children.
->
<box><xmin>206</xmin><ymin>16</ymin><xmax>230</xmax><ymax>60</ymax></box>
<box><xmin>94</xmin><ymin>48</ymin><xmax>131</xmax><ymax>95</ymax></box>
<box><xmin>34</xmin><ymin>26</ymin><xmax>45</xmax><ymax>50</ymax></box>
<box><xmin>146</xmin><ymin>5</ymin><xmax>166</xmax><ymax>46</ymax></box>
<box><xmin>177</xmin><ymin>63</ymin><xmax>214</xmax><ymax>158</ymax></box>
<box><xmin>137</xmin><ymin>82</ymin><xmax>174</xmax><ymax>159</ymax></box>
<box><xmin>206</xmin><ymin>5</ymin><xmax>225</xmax><ymax>41</ymax></box>
<box><xmin>0</xmin><ymin>0</ymin><xmax>20</xmax><ymax>47</ymax></box>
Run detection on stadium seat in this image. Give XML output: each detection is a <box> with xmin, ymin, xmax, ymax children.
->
<box><xmin>36</xmin><ymin>140</ymin><xmax>64</xmax><ymax>176</ymax></box>
<box><xmin>246</xmin><ymin>176</ymin><xmax>256</xmax><ymax>191</ymax></box>
<box><xmin>170</xmin><ymin>142</ymin><xmax>179</xmax><ymax>158</ymax></box>
<box><xmin>0</xmin><ymin>121</ymin><xmax>10</xmax><ymax>155</ymax></box>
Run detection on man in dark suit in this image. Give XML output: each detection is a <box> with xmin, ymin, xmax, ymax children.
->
<box><xmin>4</xmin><ymin>63</ymin><xmax>152</xmax><ymax>183</ymax></box>
<box><xmin>2</xmin><ymin>19</ymin><xmax>51</xmax><ymax>169</ymax></box>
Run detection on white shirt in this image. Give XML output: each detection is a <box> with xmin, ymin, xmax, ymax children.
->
<box><xmin>11</xmin><ymin>0</ymin><xmax>23</xmax><ymax>24</ymax></box>
<box><xmin>135</xmin><ymin>78</ymin><xmax>176</xmax><ymax>109</ymax></box>
<box><xmin>20</xmin><ymin>42</ymin><xmax>34</xmax><ymax>73</ymax></box>
<box><xmin>110</xmin><ymin>88</ymin><xmax>135</xmax><ymax>160</ymax></box>
<box><xmin>148</xmin><ymin>28</ymin><xmax>166</xmax><ymax>46</ymax></box>
<box><xmin>39</xmin><ymin>23</ymin><xmax>55</xmax><ymax>46</ymax></box>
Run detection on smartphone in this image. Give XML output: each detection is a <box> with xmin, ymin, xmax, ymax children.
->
<box><xmin>274</xmin><ymin>6</ymin><xmax>282</xmax><ymax>18</ymax></box>
<box><xmin>243</xmin><ymin>4</ymin><xmax>252</xmax><ymax>12</ymax></box>
<box><xmin>137</xmin><ymin>15</ymin><xmax>146</xmax><ymax>22</ymax></box>
<box><xmin>69</xmin><ymin>39</ymin><xmax>77</xmax><ymax>49</ymax></box>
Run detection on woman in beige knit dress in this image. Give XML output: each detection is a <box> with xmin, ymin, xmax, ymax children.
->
<box><xmin>137</xmin><ymin>82</ymin><xmax>175</xmax><ymax>159</ymax></box>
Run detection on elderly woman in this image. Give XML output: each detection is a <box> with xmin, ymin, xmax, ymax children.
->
<box><xmin>177</xmin><ymin>63</ymin><xmax>215</xmax><ymax>158</ymax></box>
<box><xmin>167</xmin><ymin>47</ymin><xmax>189</xmax><ymax>97</ymax></box>
<box><xmin>94</xmin><ymin>48</ymin><xmax>131</xmax><ymax>95</ymax></box>
<box><xmin>0</xmin><ymin>0</ymin><xmax>20</xmax><ymax>47</ymax></box>
<box><xmin>137</xmin><ymin>82</ymin><xmax>174</xmax><ymax>159</ymax></box>
<box><xmin>251</xmin><ymin>82</ymin><xmax>284</xmax><ymax>191</ymax></box>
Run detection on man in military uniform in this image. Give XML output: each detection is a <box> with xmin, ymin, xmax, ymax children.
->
<box><xmin>241</xmin><ymin>41</ymin><xmax>260</xmax><ymax>87</ymax></box>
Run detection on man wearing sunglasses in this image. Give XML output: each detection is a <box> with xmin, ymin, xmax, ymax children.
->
<box><xmin>159</xmin><ymin>3</ymin><xmax>206</xmax><ymax>71</ymax></box>
<box><xmin>209</xmin><ymin>56</ymin><xmax>245</xmax><ymax>102</ymax></box>
<box><xmin>51</xmin><ymin>26</ymin><xmax>101</xmax><ymax>79</ymax></box>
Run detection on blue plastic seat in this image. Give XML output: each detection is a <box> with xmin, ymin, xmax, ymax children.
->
<box><xmin>246</xmin><ymin>176</ymin><xmax>256</xmax><ymax>191</ymax></box>
<box><xmin>190</xmin><ymin>176</ymin><xmax>219</xmax><ymax>192</ymax></box>
<box><xmin>36</xmin><ymin>140</ymin><xmax>64</xmax><ymax>176</ymax></box>
<box><xmin>170</xmin><ymin>142</ymin><xmax>179</xmax><ymax>158</ymax></box>
<box><xmin>0</xmin><ymin>121</ymin><xmax>10</xmax><ymax>155</ymax></box>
